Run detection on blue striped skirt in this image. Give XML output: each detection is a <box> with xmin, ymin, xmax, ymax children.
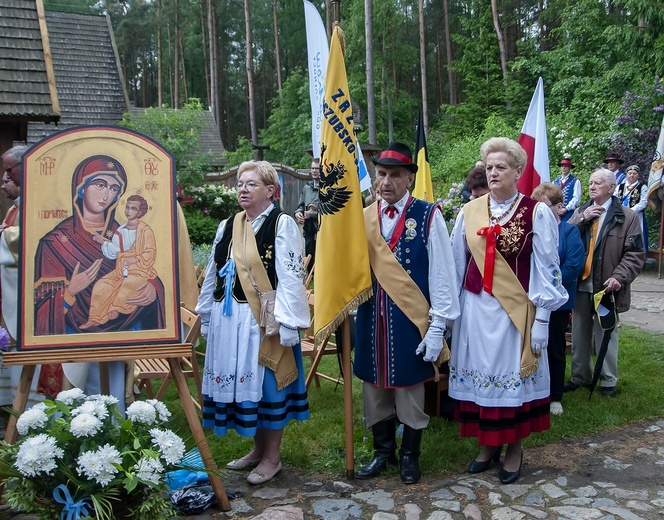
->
<box><xmin>202</xmin><ymin>342</ymin><xmax>310</xmax><ymax>437</ymax></box>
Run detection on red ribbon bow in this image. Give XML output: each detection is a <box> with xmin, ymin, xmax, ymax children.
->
<box><xmin>384</xmin><ymin>205</ymin><xmax>397</xmax><ymax>218</ymax></box>
<box><xmin>477</xmin><ymin>223</ymin><xmax>502</xmax><ymax>295</ymax></box>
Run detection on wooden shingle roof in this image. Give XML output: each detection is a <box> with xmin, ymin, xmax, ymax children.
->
<box><xmin>0</xmin><ymin>0</ymin><xmax>60</xmax><ymax>122</ymax></box>
<box><xmin>28</xmin><ymin>10</ymin><xmax>129</xmax><ymax>143</ymax></box>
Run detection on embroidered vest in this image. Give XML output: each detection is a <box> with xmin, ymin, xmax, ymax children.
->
<box><xmin>617</xmin><ymin>182</ymin><xmax>643</xmax><ymax>209</ymax></box>
<box><xmin>213</xmin><ymin>210</ymin><xmax>282</xmax><ymax>302</ymax></box>
<box><xmin>464</xmin><ymin>196</ymin><xmax>537</xmax><ymax>294</ymax></box>
<box><xmin>355</xmin><ymin>198</ymin><xmax>437</xmax><ymax>388</ymax></box>
<box><xmin>554</xmin><ymin>175</ymin><xmax>577</xmax><ymax>207</ymax></box>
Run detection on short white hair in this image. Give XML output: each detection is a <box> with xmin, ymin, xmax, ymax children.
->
<box><xmin>593</xmin><ymin>167</ymin><xmax>616</xmax><ymax>187</ymax></box>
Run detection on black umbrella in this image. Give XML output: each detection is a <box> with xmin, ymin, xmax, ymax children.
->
<box><xmin>589</xmin><ymin>290</ymin><xmax>617</xmax><ymax>399</ymax></box>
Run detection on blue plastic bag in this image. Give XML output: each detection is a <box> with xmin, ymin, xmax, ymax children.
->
<box><xmin>165</xmin><ymin>447</ymin><xmax>209</xmax><ymax>490</ymax></box>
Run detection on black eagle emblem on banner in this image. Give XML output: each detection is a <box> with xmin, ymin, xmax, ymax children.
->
<box><xmin>319</xmin><ymin>143</ymin><xmax>352</xmax><ymax>215</ymax></box>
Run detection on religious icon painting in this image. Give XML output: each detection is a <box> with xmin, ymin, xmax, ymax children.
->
<box><xmin>18</xmin><ymin>126</ymin><xmax>180</xmax><ymax>349</ymax></box>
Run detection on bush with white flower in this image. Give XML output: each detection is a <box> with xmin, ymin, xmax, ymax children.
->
<box><xmin>437</xmin><ymin>182</ymin><xmax>465</xmax><ymax>223</ymax></box>
<box><xmin>0</xmin><ymin>391</ymin><xmax>186</xmax><ymax>519</ymax></box>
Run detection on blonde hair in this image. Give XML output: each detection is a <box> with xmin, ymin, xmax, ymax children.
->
<box><xmin>237</xmin><ymin>161</ymin><xmax>279</xmax><ymax>199</ymax></box>
<box><xmin>531</xmin><ymin>182</ymin><xmax>563</xmax><ymax>206</ymax></box>
<box><xmin>480</xmin><ymin>137</ymin><xmax>527</xmax><ymax>169</ymax></box>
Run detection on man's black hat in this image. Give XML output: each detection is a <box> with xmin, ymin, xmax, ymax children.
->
<box><xmin>371</xmin><ymin>141</ymin><xmax>418</xmax><ymax>173</ymax></box>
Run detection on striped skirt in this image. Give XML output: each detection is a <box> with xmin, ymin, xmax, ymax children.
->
<box><xmin>453</xmin><ymin>398</ymin><xmax>550</xmax><ymax>446</ymax></box>
<box><xmin>202</xmin><ymin>342</ymin><xmax>310</xmax><ymax>437</ymax></box>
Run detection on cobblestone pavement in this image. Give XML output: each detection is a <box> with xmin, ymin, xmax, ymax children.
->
<box><xmin>196</xmin><ymin>417</ymin><xmax>664</xmax><ymax>520</ymax></box>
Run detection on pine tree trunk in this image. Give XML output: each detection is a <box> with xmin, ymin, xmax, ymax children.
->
<box><xmin>365</xmin><ymin>0</ymin><xmax>376</xmax><ymax>144</ymax></box>
<box><xmin>418</xmin><ymin>0</ymin><xmax>428</xmax><ymax>132</ymax></box>
<box><xmin>244</xmin><ymin>0</ymin><xmax>259</xmax><ymax>158</ymax></box>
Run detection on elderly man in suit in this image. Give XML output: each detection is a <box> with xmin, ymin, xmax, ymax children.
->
<box><xmin>565</xmin><ymin>168</ymin><xmax>645</xmax><ymax>398</ymax></box>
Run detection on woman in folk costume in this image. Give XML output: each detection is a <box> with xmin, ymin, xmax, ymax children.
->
<box><xmin>616</xmin><ymin>164</ymin><xmax>649</xmax><ymax>252</ymax></box>
<box><xmin>449</xmin><ymin>137</ymin><xmax>568</xmax><ymax>484</ymax></box>
<box><xmin>196</xmin><ymin>161</ymin><xmax>310</xmax><ymax>485</ymax></box>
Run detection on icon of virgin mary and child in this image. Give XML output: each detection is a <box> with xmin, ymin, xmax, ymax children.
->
<box><xmin>33</xmin><ymin>155</ymin><xmax>165</xmax><ymax>337</ymax></box>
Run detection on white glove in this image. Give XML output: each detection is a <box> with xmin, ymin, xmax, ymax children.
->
<box><xmin>200</xmin><ymin>322</ymin><xmax>209</xmax><ymax>340</ymax></box>
<box><xmin>279</xmin><ymin>325</ymin><xmax>300</xmax><ymax>347</ymax></box>
<box><xmin>415</xmin><ymin>325</ymin><xmax>445</xmax><ymax>362</ymax></box>
<box><xmin>531</xmin><ymin>320</ymin><xmax>549</xmax><ymax>355</ymax></box>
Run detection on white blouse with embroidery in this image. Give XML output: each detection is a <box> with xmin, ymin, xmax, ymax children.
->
<box><xmin>196</xmin><ymin>205</ymin><xmax>309</xmax><ymax>404</ymax></box>
<box><xmin>449</xmin><ymin>195</ymin><xmax>568</xmax><ymax>407</ymax></box>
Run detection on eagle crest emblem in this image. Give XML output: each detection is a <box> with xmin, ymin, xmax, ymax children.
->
<box><xmin>319</xmin><ymin>143</ymin><xmax>352</xmax><ymax>215</ymax></box>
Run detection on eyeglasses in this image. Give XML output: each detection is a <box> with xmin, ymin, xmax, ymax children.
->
<box><xmin>237</xmin><ymin>181</ymin><xmax>265</xmax><ymax>191</ymax></box>
<box><xmin>1</xmin><ymin>177</ymin><xmax>15</xmax><ymax>186</ymax></box>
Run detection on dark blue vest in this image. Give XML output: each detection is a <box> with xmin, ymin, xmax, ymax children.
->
<box><xmin>354</xmin><ymin>198</ymin><xmax>437</xmax><ymax>388</ymax></box>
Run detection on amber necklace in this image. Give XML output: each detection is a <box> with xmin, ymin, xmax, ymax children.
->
<box><xmin>487</xmin><ymin>192</ymin><xmax>521</xmax><ymax>224</ymax></box>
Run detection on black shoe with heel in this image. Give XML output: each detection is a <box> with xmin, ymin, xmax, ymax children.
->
<box><xmin>499</xmin><ymin>449</ymin><xmax>523</xmax><ymax>484</ymax></box>
<box><xmin>468</xmin><ymin>445</ymin><xmax>503</xmax><ymax>474</ymax></box>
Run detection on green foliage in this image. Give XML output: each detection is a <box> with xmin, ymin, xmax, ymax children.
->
<box><xmin>181</xmin><ymin>209</ymin><xmax>220</xmax><ymax>247</ymax></box>
<box><xmin>119</xmin><ymin>99</ymin><xmax>213</xmax><ymax>189</ymax></box>
<box><xmin>259</xmin><ymin>68</ymin><xmax>316</xmax><ymax>167</ymax></box>
<box><xmin>224</xmin><ymin>137</ymin><xmax>255</xmax><ymax>168</ymax></box>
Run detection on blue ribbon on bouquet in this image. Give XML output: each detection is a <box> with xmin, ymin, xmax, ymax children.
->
<box><xmin>53</xmin><ymin>484</ymin><xmax>92</xmax><ymax>520</ymax></box>
<box><xmin>218</xmin><ymin>257</ymin><xmax>236</xmax><ymax>317</ymax></box>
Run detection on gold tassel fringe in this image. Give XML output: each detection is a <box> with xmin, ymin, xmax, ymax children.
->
<box><xmin>313</xmin><ymin>287</ymin><xmax>373</xmax><ymax>348</ymax></box>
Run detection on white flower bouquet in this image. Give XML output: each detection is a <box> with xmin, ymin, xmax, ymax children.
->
<box><xmin>0</xmin><ymin>390</ymin><xmax>186</xmax><ymax>519</ymax></box>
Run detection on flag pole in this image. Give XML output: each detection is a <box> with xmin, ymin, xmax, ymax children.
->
<box><xmin>329</xmin><ymin>0</ymin><xmax>356</xmax><ymax>480</ymax></box>
<box><xmin>327</xmin><ymin>0</ymin><xmax>355</xmax><ymax>479</ymax></box>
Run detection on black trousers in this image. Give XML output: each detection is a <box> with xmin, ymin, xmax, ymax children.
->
<box><xmin>303</xmin><ymin>220</ymin><xmax>317</xmax><ymax>267</ymax></box>
<box><xmin>548</xmin><ymin>309</ymin><xmax>571</xmax><ymax>402</ymax></box>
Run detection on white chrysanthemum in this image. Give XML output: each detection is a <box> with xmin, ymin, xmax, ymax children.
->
<box><xmin>146</xmin><ymin>399</ymin><xmax>171</xmax><ymax>422</ymax></box>
<box><xmin>71</xmin><ymin>400</ymin><xmax>108</xmax><ymax>420</ymax></box>
<box><xmin>126</xmin><ymin>401</ymin><xmax>157</xmax><ymax>425</ymax></box>
<box><xmin>149</xmin><ymin>428</ymin><xmax>186</xmax><ymax>465</ymax></box>
<box><xmin>56</xmin><ymin>388</ymin><xmax>86</xmax><ymax>405</ymax></box>
<box><xmin>86</xmin><ymin>394</ymin><xmax>119</xmax><ymax>406</ymax></box>
<box><xmin>16</xmin><ymin>406</ymin><xmax>48</xmax><ymax>435</ymax></box>
<box><xmin>69</xmin><ymin>412</ymin><xmax>102</xmax><ymax>438</ymax></box>
<box><xmin>15</xmin><ymin>434</ymin><xmax>63</xmax><ymax>477</ymax></box>
<box><xmin>134</xmin><ymin>456</ymin><xmax>164</xmax><ymax>485</ymax></box>
<box><xmin>77</xmin><ymin>444</ymin><xmax>122</xmax><ymax>487</ymax></box>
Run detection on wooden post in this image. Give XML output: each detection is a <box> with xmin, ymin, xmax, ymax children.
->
<box><xmin>342</xmin><ymin>317</ymin><xmax>354</xmax><ymax>479</ymax></box>
<box><xmin>646</xmin><ymin>208</ymin><xmax>664</xmax><ymax>278</ymax></box>
<box><xmin>168</xmin><ymin>357</ymin><xmax>231</xmax><ymax>511</ymax></box>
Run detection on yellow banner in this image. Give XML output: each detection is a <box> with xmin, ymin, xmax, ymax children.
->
<box><xmin>412</xmin><ymin>107</ymin><xmax>434</xmax><ymax>202</ymax></box>
<box><xmin>313</xmin><ymin>26</ymin><xmax>372</xmax><ymax>344</ymax></box>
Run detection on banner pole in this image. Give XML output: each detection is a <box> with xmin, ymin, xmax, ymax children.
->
<box><xmin>342</xmin><ymin>316</ymin><xmax>355</xmax><ymax>479</ymax></box>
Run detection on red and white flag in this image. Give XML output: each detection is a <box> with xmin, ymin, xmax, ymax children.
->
<box><xmin>516</xmin><ymin>77</ymin><xmax>549</xmax><ymax>196</ymax></box>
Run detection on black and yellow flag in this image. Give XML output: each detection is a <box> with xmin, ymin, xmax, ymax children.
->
<box><xmin>412</xmin><ymin>105</ymin><xmax>434</xmax><ymax>202</ymax></box>
<box><xmin>313</xmin><ymin>25</ymin><xmax>372</xmax><ymax>344</ymax></box>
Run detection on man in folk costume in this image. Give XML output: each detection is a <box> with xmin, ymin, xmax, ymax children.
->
<box><xmin>0</xmin><ymin>145</ymin><xmax>44</xmax><ymax>411</ymax></box>
<box><xmin>354</xmin><ymin>141</ymin><xmax>460</xmax><ymax>484</ymax></box>
<box><xmin>565</xmin><ymin>168</ymin><xmax>644</xmax><ymax>397</ymax></box>
<box><xmin>449</xmin><ymin>138</ymin><xmax>567</xmax><ymax>485</ymax></box>
<box><xmin>553</xmin><ymin>158</ymin><xmax>581</xmax><ymax>223</ymax></box>
<box><xmin>604</xmin><ymin>153</ymin><xmax>626</xmax><ymax>187</ymax></box>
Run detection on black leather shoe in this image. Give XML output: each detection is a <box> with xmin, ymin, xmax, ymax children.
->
<box><xmin>600</xmin><ymin>386</ymin><xmax>617</xmax><ymax>397</ymax></box>
<box><xmin>563</xmin><ymin>381</ymin><xmax>582</xmax><ymax>392</ymax></box>
<box><xmin>468</xmin><ymin>445</ymin><xmax>502</xmax><ymax>474</ymax></box>
<box><xmin>499</xmin><ymin>449</ymin><xmax>523</xmax><ymax>484</ymax></box>
<box><xmin>356</xmin><ymin>418</ymin><xmax>398</xmax><ymax>480</ymax></box>
<box><xmin>399</xmin><ymin>427</ymin><xmax>422</xmax><ymax>484</ymax></box>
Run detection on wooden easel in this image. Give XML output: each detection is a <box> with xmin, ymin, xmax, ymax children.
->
<box><xmin>1</xmin><ymin>345</ymin><xmax>231</xmax><ymax>512</ymax></box>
